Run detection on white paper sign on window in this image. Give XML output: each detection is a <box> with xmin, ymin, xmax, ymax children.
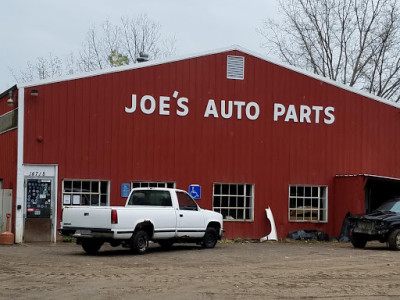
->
<box><xmin>63</xmin><ymin>195</ymin><xmax>71</xmax><ymax>205</ymax></box>
<box><xmin>72</xmin><ymin>195</ymin><xmax>81</xmax><ymax>205</ymax></box>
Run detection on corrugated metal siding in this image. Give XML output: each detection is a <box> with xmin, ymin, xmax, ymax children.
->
<box><xmin>22</xmin><ymin>50</ymin><xmax>400</xmax><ymax>238</ymax></box>
<box><xmin>333</xmin><ymin>176</ymin><xmax>366</xmax><ymax>236</ymax></box>
<box><xmin>0</xmin><ymin>130</ymin><xmax>17</xmax><ymax>189</ymax></box>
<box><xmin>0</xmin><ymin>90</ymin><xmax>18</xmax><ymax>187</ymax></box>
<box><xmin>0</xmin><ymin>92</ymin><xmax>18</xmax><ymax>233</ymax></box>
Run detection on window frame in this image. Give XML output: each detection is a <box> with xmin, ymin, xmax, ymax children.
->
<box><xmin>0</xmin><ymin>108</ymin><xmax>18</xmax><ymax>135</ymax></box>
<box><xmin>62</xmin><ymin>179</ymin><xmax>110</xmax><ymax>206</ymax></box>
<box><xmin>288</xmin><ymin>185</ymin><xmax>328</xmax><ymax>223</ymax></box>
<box><xmin>212</xmin><ymin>183</ymin><xmax>254</xmax><ymax>222</ymax></box>
<box><xmin>131</xmin><ymin>181</ymin><xmax>175</xmax><ymax>189</ymax></box>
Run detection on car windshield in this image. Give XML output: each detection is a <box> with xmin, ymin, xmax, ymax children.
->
<box><xmin>375</xmin><ymin>200</ymin><xmax>400</xmax><ymax>213</ymax></box>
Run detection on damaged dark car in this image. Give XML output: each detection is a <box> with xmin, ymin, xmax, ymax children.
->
<box><xmin>349</xmin><ymin>198</ymin><xmax>400</xmax><ymax>250</ymax></box>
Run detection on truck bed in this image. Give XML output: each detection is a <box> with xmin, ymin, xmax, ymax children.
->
<box><xmin>62</xmin><ymin>206</ymin><xmax>113</xmax><ymax>230</ymax></box>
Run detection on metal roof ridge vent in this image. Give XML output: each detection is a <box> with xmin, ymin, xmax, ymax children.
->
<box><xmin>227</xmin><ymin>55</ymin><xmax>245</xmax><ymax>80</ymax></box>
<box><xmin>137</xmin><ymin>52</ymin><xmax>149</xmax><ymax>63</ymax></box>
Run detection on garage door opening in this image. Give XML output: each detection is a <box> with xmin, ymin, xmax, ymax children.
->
<box><xmin>334</xmin><ymin>174</ymin><xmax>400</xmax><ymax>238</ymax></box>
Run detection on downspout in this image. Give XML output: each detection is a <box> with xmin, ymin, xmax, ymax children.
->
<box><xmin>15</xmin><ymin>87</ymin><xmax>24</xmax><ymax>243</ymax></box>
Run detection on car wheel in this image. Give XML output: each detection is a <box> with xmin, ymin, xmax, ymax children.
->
<box><xmin>387</xmin><ymin>229</ymin><xmax>400</xmax><ymax>250</ymax></box>
<box><xmin>202</xmin><ymin>227</ymin><xmax>218</xmax><ymax>249</ymax></box>
<box><xmin>131</xmin><ymin>230</ymin><xmax>149</xmax><ymax>254</ymax></box>
<box><xmin>351</xmin><ymin>234</ymin><xmax>367</xmax><ymax>249</ymax></box>
<box><xmin>82</xmin><ymin>239</ymin><xmax>103</xmax><ymax>254</ymax></box>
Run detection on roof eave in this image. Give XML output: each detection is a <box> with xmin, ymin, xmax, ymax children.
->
<box><xmin>0</xmin><ymin>84</ymin><xmax>17</xmax><ymax>99</ymax></box>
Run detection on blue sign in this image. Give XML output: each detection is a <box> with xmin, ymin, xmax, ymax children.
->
<box><xmin>121</xmin><ymin>183</ymin><xmax>131</xmax><ymax>197</ymax></box>
<box><xmin>189</xmin><ymin>184</ymin><xmax>201</xmax><ymax>199</ymax></box>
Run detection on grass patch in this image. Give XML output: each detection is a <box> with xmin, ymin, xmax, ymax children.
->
<box><xmin>62</xmin><ymin>236</ymin><xmax>74</xmax><ymax>243</ymax></box>
<box><xmin>220</xmin><ymin>238</ymin><xmax>259</xmax><ymax>244</ymax></box>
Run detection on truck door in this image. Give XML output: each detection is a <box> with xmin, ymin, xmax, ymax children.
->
<box><xmin>176</xmin><ymin>191</ymin><xmax>205</xmax><ymax>238</ymax></box>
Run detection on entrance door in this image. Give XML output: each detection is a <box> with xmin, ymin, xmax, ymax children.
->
<box><xmin>24</xmin><ymin>178</ymin><xmax>53</xmax><ymax>242</ymax></box>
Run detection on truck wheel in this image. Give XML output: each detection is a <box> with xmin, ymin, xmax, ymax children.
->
<box><xmin>202</xmin><ymin>227</ymin><xmax>218</xmax><ymax>249</ymax></box>
<box><xmin>387</xmin><ymin>229</ymin><xmax>400</xmax><ymax>250</ymax></box>
<box><xmin>351</xmin><ymin>234</ymin><xmax>367</xmax><ymax>249</ymax></box>
<box><xmin>82</xmin><ymin>239</ymin><xmax>103</xmax><ymax>254</ymax></box>
<box><xmin>131</xmin><ymin>230</ymin><xmax>149</xmax><ymax>254</ymax></box>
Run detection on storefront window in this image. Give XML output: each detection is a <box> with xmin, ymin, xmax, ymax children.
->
<box><xmin>212</xmin><ymin>183</ymin><xmax>254</xmax><ymax>221</ymax></box>
<box><xmin>62</xmin><ymin>179</ymin><xmax>109</xmax><ymax>206</ymax></box>
<box><xmin>288</xmin><ymin>185</ymin><xmax>328</xmax><ymax>222</ymax></box>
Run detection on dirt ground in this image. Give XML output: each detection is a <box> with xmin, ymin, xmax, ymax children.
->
<box><xmin>1</xmin><ymin>240</ymin><xmax>400</xmax><ymax>300</ymax></box>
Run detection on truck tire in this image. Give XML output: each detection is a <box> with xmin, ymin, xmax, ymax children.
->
<box><xmin>351</xmin><ymin>234</ymin><xmax>367</xmax><ymax>249</ymax></box>
<box><xmin>202</xmin><ymin>227</ymin><xmax>218</xmax><ymax>249</ymax></box>
<box><xmin>387</xmin><ymin>229</ymin><xmax>400</xmax><ymax>250</ymax></box>
<box><xmin>131</xmin><ymin>230</ymin><xmax>149</xmax><ymax>254</ymax></box>
<box><xmin>82</xmin><ymin>239</ymin><xmax>103</xmax><ymax>254</ymax></box>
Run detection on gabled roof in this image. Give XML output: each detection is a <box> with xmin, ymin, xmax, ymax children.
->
<box><xmin>14</xmin><ymin>45</ymin><xmax>400</xmax><ymax>109</ymax></box>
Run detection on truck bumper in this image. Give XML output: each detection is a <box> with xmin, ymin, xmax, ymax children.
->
<box><xmin>59</xmin><ymin>227</ymin><xmax>114</xmax><ymax>239</ymax></box>
<box><xmin>73</xmin><ymin>229</ymin><xmax>114</xmax><ymax>239</ymax></box>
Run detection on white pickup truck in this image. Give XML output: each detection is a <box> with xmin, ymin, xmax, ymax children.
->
<box><xmin>59</xmin><ymin>188</ymin><xmax>224</xmax><ymax>254</ymax></box>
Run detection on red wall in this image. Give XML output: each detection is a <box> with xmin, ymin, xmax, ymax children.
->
<box><xmin>333</xmin><ymin>176</ymin><xmax>366</xmax><ymax>237</ymax></box>
<box><xmin>21</xmin><ymin>50</ymin><xmax>400</xmax><ymax>239</ymax></box>
<box><xmin>0</xmin><ymin>88</ymin><xmax>18</xmax><ymax>232</ymax></box>
<box><xmin>0</xmin><ymin>130</ymin><xmax>17</xmax><ymax>191</ymax></box>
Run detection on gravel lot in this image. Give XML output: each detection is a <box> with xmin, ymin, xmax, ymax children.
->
<box><xmin>1</xmin><ymin>240</ymin><xmax>400</xmax><ymax>299</ymax></box>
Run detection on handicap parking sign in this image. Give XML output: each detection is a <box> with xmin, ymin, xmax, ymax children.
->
<box><xmin>121</xmin><ymin>183</ymin><xmax>130</xmax><ymax>197</ymax></box>
<box><xmin>189</xmin><ymin>184</ymin><xmax>201</xmax><ymax>199</ymax></box>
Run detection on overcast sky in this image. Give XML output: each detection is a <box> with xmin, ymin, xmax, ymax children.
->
<box><xmin>0</xmin><ymin>0</ymin><xmax>280</xmax><ymax>91</ymax></box>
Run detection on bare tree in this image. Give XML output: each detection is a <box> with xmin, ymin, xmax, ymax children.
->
<box><xmin>10</xmin><ymin>53</ymin><xmax>63</xmax><ymax>82</ymax></box>
<box><xmin>120</xmin><ymin>15</ymin><xmax>175</xmax><ymax>62</ymax></box>
<box><xmin>79</xmin><ymin>25</ymin><xmax>105</xmax><ymax>72</ymax></box>
<box><xmin>65</xmin><ymin>52</ymin><xmax>79</xmax><ymax>76</ymax></box>
<box><xmin>12</xmin><ymin>15</ymin><xmax>176</xmax><ymax>82</ymax></box>
<box><xmin>259</xmin><ymin>0</ymin><xmax>400</xmax><ymax>102</ymax></box>
<box><xmin>78</xmin><ymin>15</ymin><xmax>176</xmax><ymax>72</ymax></box>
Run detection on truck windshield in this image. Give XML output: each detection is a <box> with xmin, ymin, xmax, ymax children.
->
<box><xmin>376</xmin><ymin>200</ymin><xmax>400</xmax><ymax>213</ymax></box>
<box><xmin>127</xmin><ymin>190</ymin><xmax>172</xmax><ymax>207</ymax></box>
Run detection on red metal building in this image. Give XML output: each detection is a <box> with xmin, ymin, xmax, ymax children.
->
<box><xmin>1</xmin><ymin>46</ymin><xmax>400</xmax><ymax>242</ymax></box>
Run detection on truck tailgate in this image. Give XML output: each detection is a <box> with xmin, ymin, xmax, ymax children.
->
<box><xmin>62</xmin><ymin>206</ymin><xmax>112</xmax><ymax>229</ymax></box>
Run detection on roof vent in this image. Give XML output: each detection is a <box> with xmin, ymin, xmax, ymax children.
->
<box><xmin>137</xmin><ymin>52</ymin><xmax>149</xmax><ymax>63</ymax></box>
<box><xmin>227</xmin><ymin>55</ymin><xmax>244</xmax><ymax>80</ymax></box>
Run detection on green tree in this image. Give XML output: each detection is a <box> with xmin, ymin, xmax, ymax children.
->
<box><xmin>108</xmin><ymin>50</ymin><xmax>129</xmax><ymax>67</ymax></box>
